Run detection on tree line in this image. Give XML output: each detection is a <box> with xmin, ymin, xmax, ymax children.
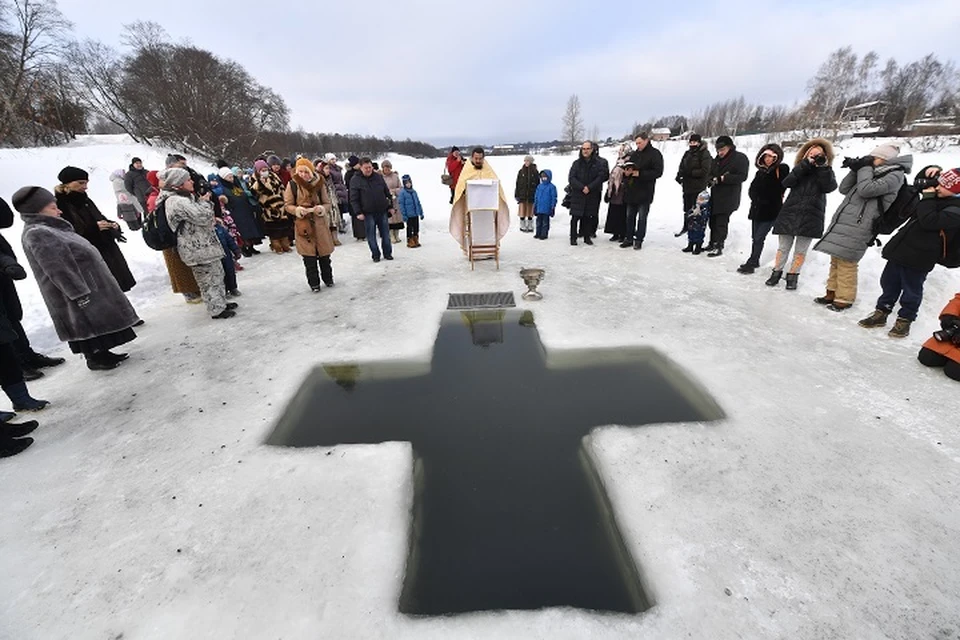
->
<box><xmin>0</xmin><ymin>0</ymin><xmax>443</xmax><ymax>160</ymax></box>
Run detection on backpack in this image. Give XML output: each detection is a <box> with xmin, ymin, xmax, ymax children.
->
<box><xmin>141</xmin><ymin>198</ymin><xmax>179</xmax><ymax>250</ymax></box>
<box><xmin>872</xmin><ymin>178</ymin><xmax>919</xmax><ymax>236</ymax></box>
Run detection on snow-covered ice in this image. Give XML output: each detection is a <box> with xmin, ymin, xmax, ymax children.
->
<box><xmin>1</xmin><ymin>135</ymin><xmax>959</xmax><ymax>639</ymax></box>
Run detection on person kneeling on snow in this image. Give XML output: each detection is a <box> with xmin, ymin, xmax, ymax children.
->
<box><xmin>398</xmin><ymin>175</ymin><xmax>424</xmax><ymax>248</ymax></box>
<box><xmin>533</xmin><ymin>170</ymin><xmax>557</xmax><ymax>239</ymax></box>
<box><xmin>918</xmin><ymin>292</ymin><xmax>960</xmax><ymax>382</ymax></box>
<box><xmin>158</xmin><ymin>168</ymin><xmax>238</xmax><ymax>320</ymax></box>
<box><xmin>682</xmin><ymin>190</ymin><xmax>712</xmax><ymax>255</ymax></box>
<box><xmin>858</xmin><ymin>166</ymin><xmax>960</xmax><ymax>338</ymax></box>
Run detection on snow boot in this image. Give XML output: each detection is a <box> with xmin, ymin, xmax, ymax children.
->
<box><xmin>737</xmin><ymin>262</ymin><xmax>758</xmax><ymax>274</ymax></box>
<box><xmin>682</xmin><ymin>243</ymin><xmax>694</xmax><ymax>253</ymax></box>
<box><xmin>3</xmin><ymin>382</ymin><xmax>49</xmax><ymax>412</ymax></box>
<box><xmin>413</xmin><ymin>235</ymin><xmax>421</xmax><ymax>248</ymax></box>
<box><xmin>692</xmin><ymin>243</ymin><xmax>703</xmax><ymax>255</ymax></box>
<box><xmin>826</xmin><ymin>301</ymin><xmax>852</xmax><ymax>312</ymax></box>
<box><xmin>2</xmin><ymin>419</ymin><xmax>38</xmax><ymax>438</ymax></box>
<box><xmin>784</xmin><ymin>273</ymin><xmax>799</xmax><ymax>290</ymax></box>
<box><xmin>814</xmin><ymin>290</ymin><xmax>836</xmax><ymax>305</ymax></box>
<box><xmin>707</xmin><ymin>243</ymin><xmax>724</xmax><ymax>257</ymax></box>
<box><xmin>584</xmin><ymin>234</ymin><xmax>594</xmax><ymax>245</ymax></box>
<box><xmin>703</xmin><ymin>242</ymin><xmax>716</xmax><ymax>253</ymax></box>
<box><xmin>858</xmin><ymin>309</ymin><xmax>890</xmax><ymax>328</ymax></box>
<box><xmin>407</xmin><ymin>237</ymin><xmax>415</xmax><ymax>248</ymax></box>
<box><xmin>888</xmin><ymin>317</ymin><xmax>912</xmax><ymax>339</ymax></box>
<box><xmin>269</xmin><ymin>238</ymin><xmax>284</xmax><ymax>253</ymax></box>
<box><xmin>0</xmin><ymin>435</ymin><xmax>33</xmax><ymax>458</ymax></box>
<box><xmin>634</xmin><ymin>240</ymin><xmax>643</xmax><ymax>250</ymax></box>
<box><xmin>765</xmin><ymin>270</ymin><xmax>783</xmax><ymax>287</ymax></box>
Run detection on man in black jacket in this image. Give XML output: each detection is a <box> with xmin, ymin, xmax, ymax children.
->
<box><xmin>350</xmin><ymin>157</ymin><xmax>394</xmax><ymax>262</ymax></box>
<box><xmin>706</xmin><ymin>135</ymin><xmax>750</xmax><ymax>257</ymax></box>
<box><xmin>676</xmin><ymin>134</ymin><xmax>713</xmax><ymax>224</ymax></box>
<box><xmin>621</xmin><ymin>133</ymin><xmax>664</xmax><ymax>250</ymax></box>
<box><xmin>123</xmin><ymin>157</ymin><xmax>152</xmax><ymax>212</ymax></box>
<box><xmin>567</xmin><ymin>141</ymin><xmax>605</xmax><ymax>245</ymax></box>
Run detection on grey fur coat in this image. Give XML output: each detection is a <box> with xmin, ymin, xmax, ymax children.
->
<box><xmin>160</xmin><ymin>190</ymin><xmax>224</xmax><ymax>267</ymax></box>
<box><xmin>814</xmin><ymin>155</ymin><xmax>913</xmax><ymax>262</ymax></box>
<box><xmin>20</xmin><ymin>214</ymin><xmax>138</xmax><ymax>342</ymax></box>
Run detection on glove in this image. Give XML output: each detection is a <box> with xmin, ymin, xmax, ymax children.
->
<box><xmin>0</xmin><ymin>261</ymin><xmax>27</xmax><ymax>280</ymax></box>
<box><xmin>840</xmin><ymin>157</ymin><xmax>858</xmax><ymax>170</ymax></box>
<box><xmin>941</xmin><ymin>314</ymin><xmax>960</xmax><ymax>331</ymax></box>
<box><xmin>419</xmin><ymin>215</ymin><xmax>424</xmax><ymax>220</ymax></box>
<box><xmin>76</xmin><ymin>295</ymin><xmax>91</xmax><ymax>309</ymax></box>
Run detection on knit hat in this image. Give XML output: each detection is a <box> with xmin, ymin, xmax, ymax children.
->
<box><xmin>869</xmin><ymin>144</ymin><xmax>899</xmax><ymax>161</ymax></box>
<box><xmin>689</xmin><ymin>133</ymin><xmax>702</xmax><ymax>143</ymax></box>
<box><xmin>131</xmin><ymin>157</ymin><xmax>142</xmax><ymax>164</ymax></box>
<box><xmin>215</xmin><ymin>158</ymin><xmax>229</xmax><ymax>169</ymax></box>
<box><xmin>158</xmin><ymin>167</ymin><xmax>190</xmax><ymax>188</ymax></box>
<box><xmin>348</xmin><ymin>155</ymin><xmax>360</xmax><ymax>167</ymax></box>
<box><xmin>401</xmin><ymin>174</ymin><xmax>412</xmax><ymax>185</ymax></box>
<box><xmin>254</xmin><ymin>160</ymin><xmax>269</xmax><ymax>172</ymax></box>
<box><xmin>295</xmin><ymin>157</ymin><xmax>314</xmax><ymax>173</ymax></box>
<box><xmin>11</xmin><ymin>186</ymin><xmax>55</xmax><ymax>214</ymax></box>
<box><xmin>266</xmin><ymin>155</ymin><xmax>281</xmax><ymax>167</ymax></box>
<box><xmin>165</xmin><ymin>154</ymin><xmax>180</xmax><ymax>168</ymax></box>
<box><xmin>715</xmin><ymin>135</ymin><xmax>734</xmax><ymax>149</ymax></box>
<box><xmin>938</xmin><ymin>168</ymin><xmax>960</xmax><ymax>194</ymax></box>
<box><xmin>218</xmin><ymin>167</ymin><xmax>234</xmax><ymax>180</ymax></box>
<box><xmin>57</xmin><ymin>166</ymin><xmax>88</xmax><ymax>184</ymax></box>
<box><xmin>324</xmin><ymin>153</ymin><xmax>337</xmax><ymax>163</ymax></box>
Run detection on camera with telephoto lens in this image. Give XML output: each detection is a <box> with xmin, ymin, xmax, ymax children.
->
<box><xmin>933</xmin><ymin>324</ymin><xmax>960</xmax><ymax>343</ymax></box>
<box><xmin>813</xmin><ymin>154</ymin><xmax>827</xmax><ymax>167</ymax></box>
<box><xmin>915</xmin><ymin>174</ymin><xmax>941</xmax><ymax>190</ymax></box>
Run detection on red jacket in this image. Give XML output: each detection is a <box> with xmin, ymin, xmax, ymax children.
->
<box><xmin>446</xmin><ymin>153</ymin><xmax>464</xmax><ymax>187</ymax></box>
<box><xmin>922</xmin><ymin>293</ymin><xmax>960</xmax><ymax>364</ymax></box>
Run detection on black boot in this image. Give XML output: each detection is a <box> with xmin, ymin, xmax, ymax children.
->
<box><xmin>2</xmin><ymin>419</ymin><xmax>39</xmax><ymax>438</ymax></box>
<box><xmin>27</xmin><ymin>353</ymin><xmax>65</xmax><ymax>369</ymax></box>
<box><xmin>682</xmin><ymin>243</ymin><xmax>694</xmax><ymax>253</ymax></box>
<box><xmin>619</xmin><ymin>239</ymin><xmax>633</xmax><ymax>248</ymax></box>
<box><xmin>86</xmin><ymin>351</ymin><xmax>121</xmax><ymax>370</ymax></box>
<box><xmin>22</xmin><ymin>368</ymin><xmax>44</xmax><ymax>381</ymax></box>
<box><xmin>692</xmin><ymin>243</ymin><xmax>703</xmax><ymax>255</ymax></box>
<box><xmin>707</xmin><ymin>243</ymin><xmax>724</xmax><ymax>257</ymax></box>
<box><xmin>583</xmin><ymin>235</ymin><xmax>593</xmax><ymax>245</ymax></box>
<box><xmin>784</xmin><ymin>273</ymin><xmax>799</xmax><ymax>290</ymax></box>
<box><xmin>737</xmin><ymin>262</ymin><xmax>758</xmax><ymax>274</ymax></box>
<box><xmin>765</xmin><ymin>270</ymin><xmax>783</xmax><ymax>287</ymax></box>
<box><xmin>0</xmin><ymin>435</ymin><xmax>33</xmax><ymax>458</ymax></box>
<box><xmin>3</xmin><ymin>381</ymin><xmax>49</xmax><ymax>411</ymax></box>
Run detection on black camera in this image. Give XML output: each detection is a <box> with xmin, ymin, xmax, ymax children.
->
<box><xmin>915</xmin><ymin>175</ymin><xmax>940</xmax><ymax>190</ymax></box>
<box><xmin>813</xmin><ymin>155</ymin><xmax>827</xmax><ymax>167</ymax></box>
<box><xmin>933</xmin><ymin>324</ymin><xmax>960</xmax><ymax>343</ymax></box>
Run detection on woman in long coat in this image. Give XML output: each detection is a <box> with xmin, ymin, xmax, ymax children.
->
<box><xmin>567</xmin><ymin>141</ymin><xmax>605</xmax><ymax>245</ymax></box>
<box><xmin>382</xmin><ymin>160</ymin><xmax>404</xmax><ymax>244</ymax></box>
<box><xmin>603</xmin><ymin>146</ymin><xmax>630</xmax><ymax>242</ymax></box>
<box><xmin>249</xmin><ymin>159</ymin><xmax>293</xmax><ymax>253</ymax></box>
<box><xmin>14</xmin><ymin>186</ymin><xmax>139</xmax><ymax>370</ymax></box>
<box><xmin>218</xmin><ymin>167</ymin><xmax>264</xmax><ymax>256</ymax></box>
<box><xmin>285</xmin><ymin>159</ymin><xmax>335</xmax><ymax>292</ymax></box>
<box><xmin>319</xmin><ymin>162</ymin><xmax>343</xmax><ymax>246</ymax></box>
<box><xmin>54</xmin><ymin>166</ymin><xmax>136</xmax><ymax>292</ymax></box>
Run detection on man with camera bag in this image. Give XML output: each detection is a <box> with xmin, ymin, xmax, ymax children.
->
<box><xmin>858</xmin><ymin>166</ymin><xmax>960</xmax><ymax>338</ymax></box>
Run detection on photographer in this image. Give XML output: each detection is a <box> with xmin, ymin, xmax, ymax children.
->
<box><xmin>706</xmin><ymin>135</ymin><xmax>749</xmax><ymax>257</ymax></box>
<box><xmin>858</xmin><ymin>166</ymin><xmax>960</xmax><ymax>338</ymax></box>
<box><xmin>918</xmin><ymin>291</ymin><xmax>960</xmax><ymax>382</ymax></box>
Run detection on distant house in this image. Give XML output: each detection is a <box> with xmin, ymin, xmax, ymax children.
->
<box><xmin>651</xmin><ymin>128</ymin><xmax>672</xmax><ymax>141</ymax></box>
<box><xmin>840</xmin><ymin>101</ymin><xmax>888</xmax><ymax>128</ymax></box>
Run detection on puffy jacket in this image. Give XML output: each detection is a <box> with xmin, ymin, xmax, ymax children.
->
<box><xmin>349</xmin><ymin>171</ymin><xmax>392</xmax><ymax>215</ymax></box>
<box><xmin>882</xmin><ymin>194</ymin><xmax>960</xmax><ymax>272</ymax></box>
<box><xmin>567</xmin><ymin>154</ymin><xmax>605</xmax><ymax>218</ymax></box>
<box><xmin>709</xmin><ymin>148</ymin><xmax>750</xmax><ymax>215</ymax></box>
<box><xmin>515</xmin><ymin>164</ymin><xmax>540</xmax><ymax>202</ymax></box>
<box><xmin>814</xmin><ymin>155</ymin><xmax>913</xmax><ymax>262</ymax></box>
<box><xmin>398</xmin><ymin>188</ymin><xmax>424</xmax><ymax>221</ymax></box>
<box><xmin>533</xmin><ymin>170</ymin><xmax>557</xmax><ymax>214</ymax></box>
<box><xmin>676</xmin><ymin>144</ymin><xmax>713</xmax><ymax>194</ymax></box>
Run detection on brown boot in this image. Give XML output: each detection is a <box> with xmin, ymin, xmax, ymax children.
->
<box><xmin>280</xmin><ymin>237</ymin><xmax>292</xmax><ymax>253</ymax></box>
<box><xmin>331</xmin><ymin>227</ymin><xmax>342</xmax><ymax>246</ymax></box>
<box><xmin>407</xmin><ymin>236</ymin><xmax>415</xmax><ymax>248</ymax></box>
<box><xmin>270</xmin><ymin>238</ymin><xmax>284</xmax><ymax>253</ymax></box>
<box><xmin>413</xmin><ymin>235</ymin><xmax>421</xmax><ymax>248</ymax></box>
<box><xmin>814</xmin><ymin>290</ymin><xmax>836</xmax><ymax>305</ymax></box>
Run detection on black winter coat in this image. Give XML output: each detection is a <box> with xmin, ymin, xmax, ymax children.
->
<box><xmin>748</xmin><ymin>163</ymin><xmax>789</xmax><ymax>222</ymax></box>
<box><xmin>882</xmin><ymin>195</ymin><xmax>960</xmax><ymax>272</ymax></box>
<box><xmin>55</xmin><ymin>189</ymin><xmax>136</xmax><ymax>293</ymax></box>
<box><xmin>515</xmin><ymin>164</ymin><xmax>540</xmax><ymax>203</ymax></box>
<box><xmin>124</xmin><ymin>166</ymin><xmax>152</xmax><ymax>210</ymax></box>
<box><xmin>567</xmin><ymin>155</ymin><xmax>605</xmax><ymax>218</ymax></box>
<box><xmin>709</xmin><ymin>148</ymin><xmax>750</xmax><ymax>216</ymax></box>
<box><xmin>774</xmin><ymin>161</ymin><xmax>838</xmax><ymax>237</ymax></box>
<box><xmin>676</xmin><ymin>145</ymin><xmax>713</xmax><ymax>194</ymax></box>
<box><xmin>0</xmin><ymin>197</ymin><xmax>23</xmax><ymax>333</ymax></box>
<box><xmin>626</xmin><ymin>145</ymin><xmax>664</xmax><ymax>205</ymax></box>
<box><xmin>350</xmin><ymin>172</ymin><xmax>393</xmax><ymax>215</ymax></box>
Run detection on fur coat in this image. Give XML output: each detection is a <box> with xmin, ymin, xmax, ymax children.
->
<box><xmin>284</xmin><ymin>174</ymin><xmax>335</xmax><ymax>258</ymax></box>
<box><xmin>20</xmin><ymin>213</ymin><xmax>138</xmax><ymax>343</ymax></box>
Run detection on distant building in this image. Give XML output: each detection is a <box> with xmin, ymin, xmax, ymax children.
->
<box><xmin>839</xmin><ymin>101</ymin><xmax>888</xmax><ymax>128</ymax></box>
<box><xmin>651</xmin><ymin>128</ymin><xmax>672</xmax><ymax>141</ymax></box>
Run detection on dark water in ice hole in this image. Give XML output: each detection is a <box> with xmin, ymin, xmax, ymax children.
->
<box><xmin>266</xmin><ymin>310</ymin><xmax>724</xmax><ymax>616</ymax></box>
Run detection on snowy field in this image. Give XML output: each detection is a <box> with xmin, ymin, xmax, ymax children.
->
<box><xmin>1</xmin><ymin>135</ymin><xmax>959</xmax><ymax>639</ymax></box>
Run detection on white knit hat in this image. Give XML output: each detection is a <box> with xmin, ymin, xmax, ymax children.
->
<box><xmin>869</xmin><ymin>144</ymin><xmax>900</xmax><ymax>161</ymax></box>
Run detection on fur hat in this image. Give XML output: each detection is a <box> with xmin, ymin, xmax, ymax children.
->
<box><xmin>295</xmin><ymin>157</ymin><xmax>315</xmax><ymax>174</ymax></box>
<box><xmin>938</xmin><ymin>168</ymin><xmax>960</xmax><ymax>195</ymax></box>
<box><xmin>218</xmin><ymin>167</ymin><xmax>234</xmax><ymax>180</ymax></box>
<box><xmin>689</xmin><ymin>133</ymin><xmax>702</xmax><ymax>143</ymax></box>
<box><xmin>324</xmin><ymin>153</ymin><xmax>337</xmax><ymax>163</ymax></box>
<box><xmin>869</xmin><ymin>144</ymin><xmax>899</xmax><ymax>161</ymax></box>
<box><xmin>11</xmin><ymin>186</ymin><xmax>55</xmax><ymax>214</ymax></box>
<box><xmin>158</xmin><ymin>167</ymin><xmax>190</xmax><ymax>188</ymax></box>
<box><xmin>266</xmin><ymin>155</ymin><xmax>281</xmax><ymax>167</ymax></box>
<box><xmin>348</xmin><ymin>155</ymin><xmax>360</xmax><ymax>167</ymax></box>
<box><xmin>715</xmin><ymin>135</ymin><xmax>734</xmax><ymax>149</ymax></box>
<box><xmin>254</xmin><ymin>160</ymin><xmax>269</xmax><ymax>173</ymax></box>
<box><xmin>57</xmin><ymin>166</ymin><xmax>88</xmax><ymax>184</ymax></box>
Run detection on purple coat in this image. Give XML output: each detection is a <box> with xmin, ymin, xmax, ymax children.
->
<box><xmin>328</xmin><ymin>163</ymin><xmax>348</xmax><ymax>205</ymax></box>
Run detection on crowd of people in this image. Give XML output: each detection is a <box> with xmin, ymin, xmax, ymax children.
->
<box><xmin>2</xmin><ymin>134</ymin><xmax>959</xmax><ymax>456</ymax></box>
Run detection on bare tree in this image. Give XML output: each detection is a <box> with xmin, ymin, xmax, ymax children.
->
<box><xmin>66</xmin><ymin>39</ymin><xmax>143</xmax><ymax>141</ymax></box>
<box><xmin>561</xmin><ymin>94</ymin><xmax>585</xmax><ymax>148</ymax></box>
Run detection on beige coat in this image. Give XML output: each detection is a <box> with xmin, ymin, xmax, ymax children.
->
<box><xmin>382</xmin><ymin>170</ymin><xmax>403</xmax><ymax>226</ymax></box>
<box><xmin>284</xmin><ymin>174</ymin><xmax>335</xmax><ymax>258</ymax></box>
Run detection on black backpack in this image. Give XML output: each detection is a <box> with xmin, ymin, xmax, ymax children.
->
<box><xmin>872</xmin><ymin>178</ymin><xmax>919</xmax><ymax>236</ymax></box>
<box><xmin>141</xmin><ymin>198</ymin><xmax>179</xmax><ymax>250</ymax></box>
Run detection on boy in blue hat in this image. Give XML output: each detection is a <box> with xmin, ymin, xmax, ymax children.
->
<box><xmin>397</xmin><ymin>174</ymin><xmax>424</xmax><ymax>248</ymax></box>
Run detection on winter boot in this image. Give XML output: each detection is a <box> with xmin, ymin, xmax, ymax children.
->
<box><xmin>704</xmin><ymin>242</ymin><xmax>716</xmax><ymax>253</ymax></box>
<box><xmin>814</xmin><ymin>290</ymin><xmax>836</xmax><ymax>305</ymax></box>
<box><xmin>888</xmin><ymin>317</ymin><xmax>912</xmax><ymax>339</ymax></box>
<box><xmin>269</xmin><ymin>238</ymin><xmax>284</xmax><ymax>253</ymax></box>
<box><xmin>858</xmin><ymin>309</ymin><xmax>890</xmax><ymax>328</ymax></box>
<box><xmin>682</xmin><ymin>243</ymin><xmax>694</xmax><ymax>253</ymax></box>
<box><xmin>784</xmin><ymin>273</ymin><xmax>799</xmax><ymax>290</ymax></box>
<box><xmin>413</xmin><ymin>235</ymin><xmax>421</xmax><ymax>248</ymax></box>
<box><xmin>407</xmin><ymin>236</ymin><xmax>415</xmax><ymax>248</ymax></box>
<box><xmin>737</xmin><ymin>262</ymin><xmax>758</xmax><ymax>274</ymax></box>
<box><xmin>3</xmin><ymin>382</ymin><xmax>49</xmax><ymax>412</ymax></box>
<box><xmin>692</xmin><ymin>243</ymin><xmax>703</xmax><ymax>255</ymax></box>
<box><xmin>765</xmin><ymin>270</ymin><xmax>783</xmax><ymax>287</ymax></box>
<box><xmin>86</xmin><ymin>351</ymin><xmax>120</xmax><ymax>370</ymax></box>
<box><xmin>634</xmin><ymin>240</ymin><xmax>643</xmax><ymax>250</ymax></box>
<box><xmin>211</xmin><ymin>309</ymin><xmax>236</xmax><ymax>320</ymax></box>
<box><xmin>707</xmin><ymin>243</ymin><xmax>724</xmax><ymax>257</ymax></box>
<box><xmin>21</xmin><ymin>368</ymin><xmax>43</xmax><ymax>381</ymax></box>
<box><xmin>584</xmin><ymin>234</ymin><xmax>594</xmax><ymax>245</ymax></box>
<box><xmin>826</xmin><ymin>301</ymin><xmax>852</xmax><ymax>312</ymax></box>
<box><xmin>279</xmin><ymin>237</ymin><xmax>292</xmax><ymax>253</ymax></box>
<box><xmin>27</xmin><ymin>353</ymin><xmax>65</xmax><ymax>369</ymax></box>
<box><xmin>1</xmin><ymin>419</ymin><xmax>38</xmax><ymax>438</ymax></box>
<box><xmin>0</xmin><ymin>435</ymin><xmax>33</xmax><ymax>458</ymax></box>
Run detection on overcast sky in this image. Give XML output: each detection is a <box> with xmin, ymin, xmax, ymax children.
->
<box><xmin>55</xmin><ymin>0</ymin><xmax>959</xmax><ymax>145</ymax></box>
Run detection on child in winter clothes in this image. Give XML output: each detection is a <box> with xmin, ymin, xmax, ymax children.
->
<box><xmin>533</xmin><ymin>170</ymin><xmax>557</xmax><ymax>239</ymax></box>
<box><xmin>397</xmin><ymin>174</ymin><xmax>424</xmax><ymax>248</ymax></box>
<box><xmin>217</xmin><ymin>195</ymin><xmax>245</xmax><ymax>271</ymax></box>
<box><xmin>858</xmin><ymin>166</ymin><xmax>960</xmax><ymax>338</ymax></box>
<box><xmin>109</xmin><ymin>169</ymin><xmax>144</xmax><ymax>231</ymax></box>
<box><xmin>214</xmin><ymin>216</ymin><xmax>242</xmax><ymax>297</ymax></box>
<box><xmin>683</xmin><ymin>190</ymin><xmax>712</xmax><ymax>254</ymax></box>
